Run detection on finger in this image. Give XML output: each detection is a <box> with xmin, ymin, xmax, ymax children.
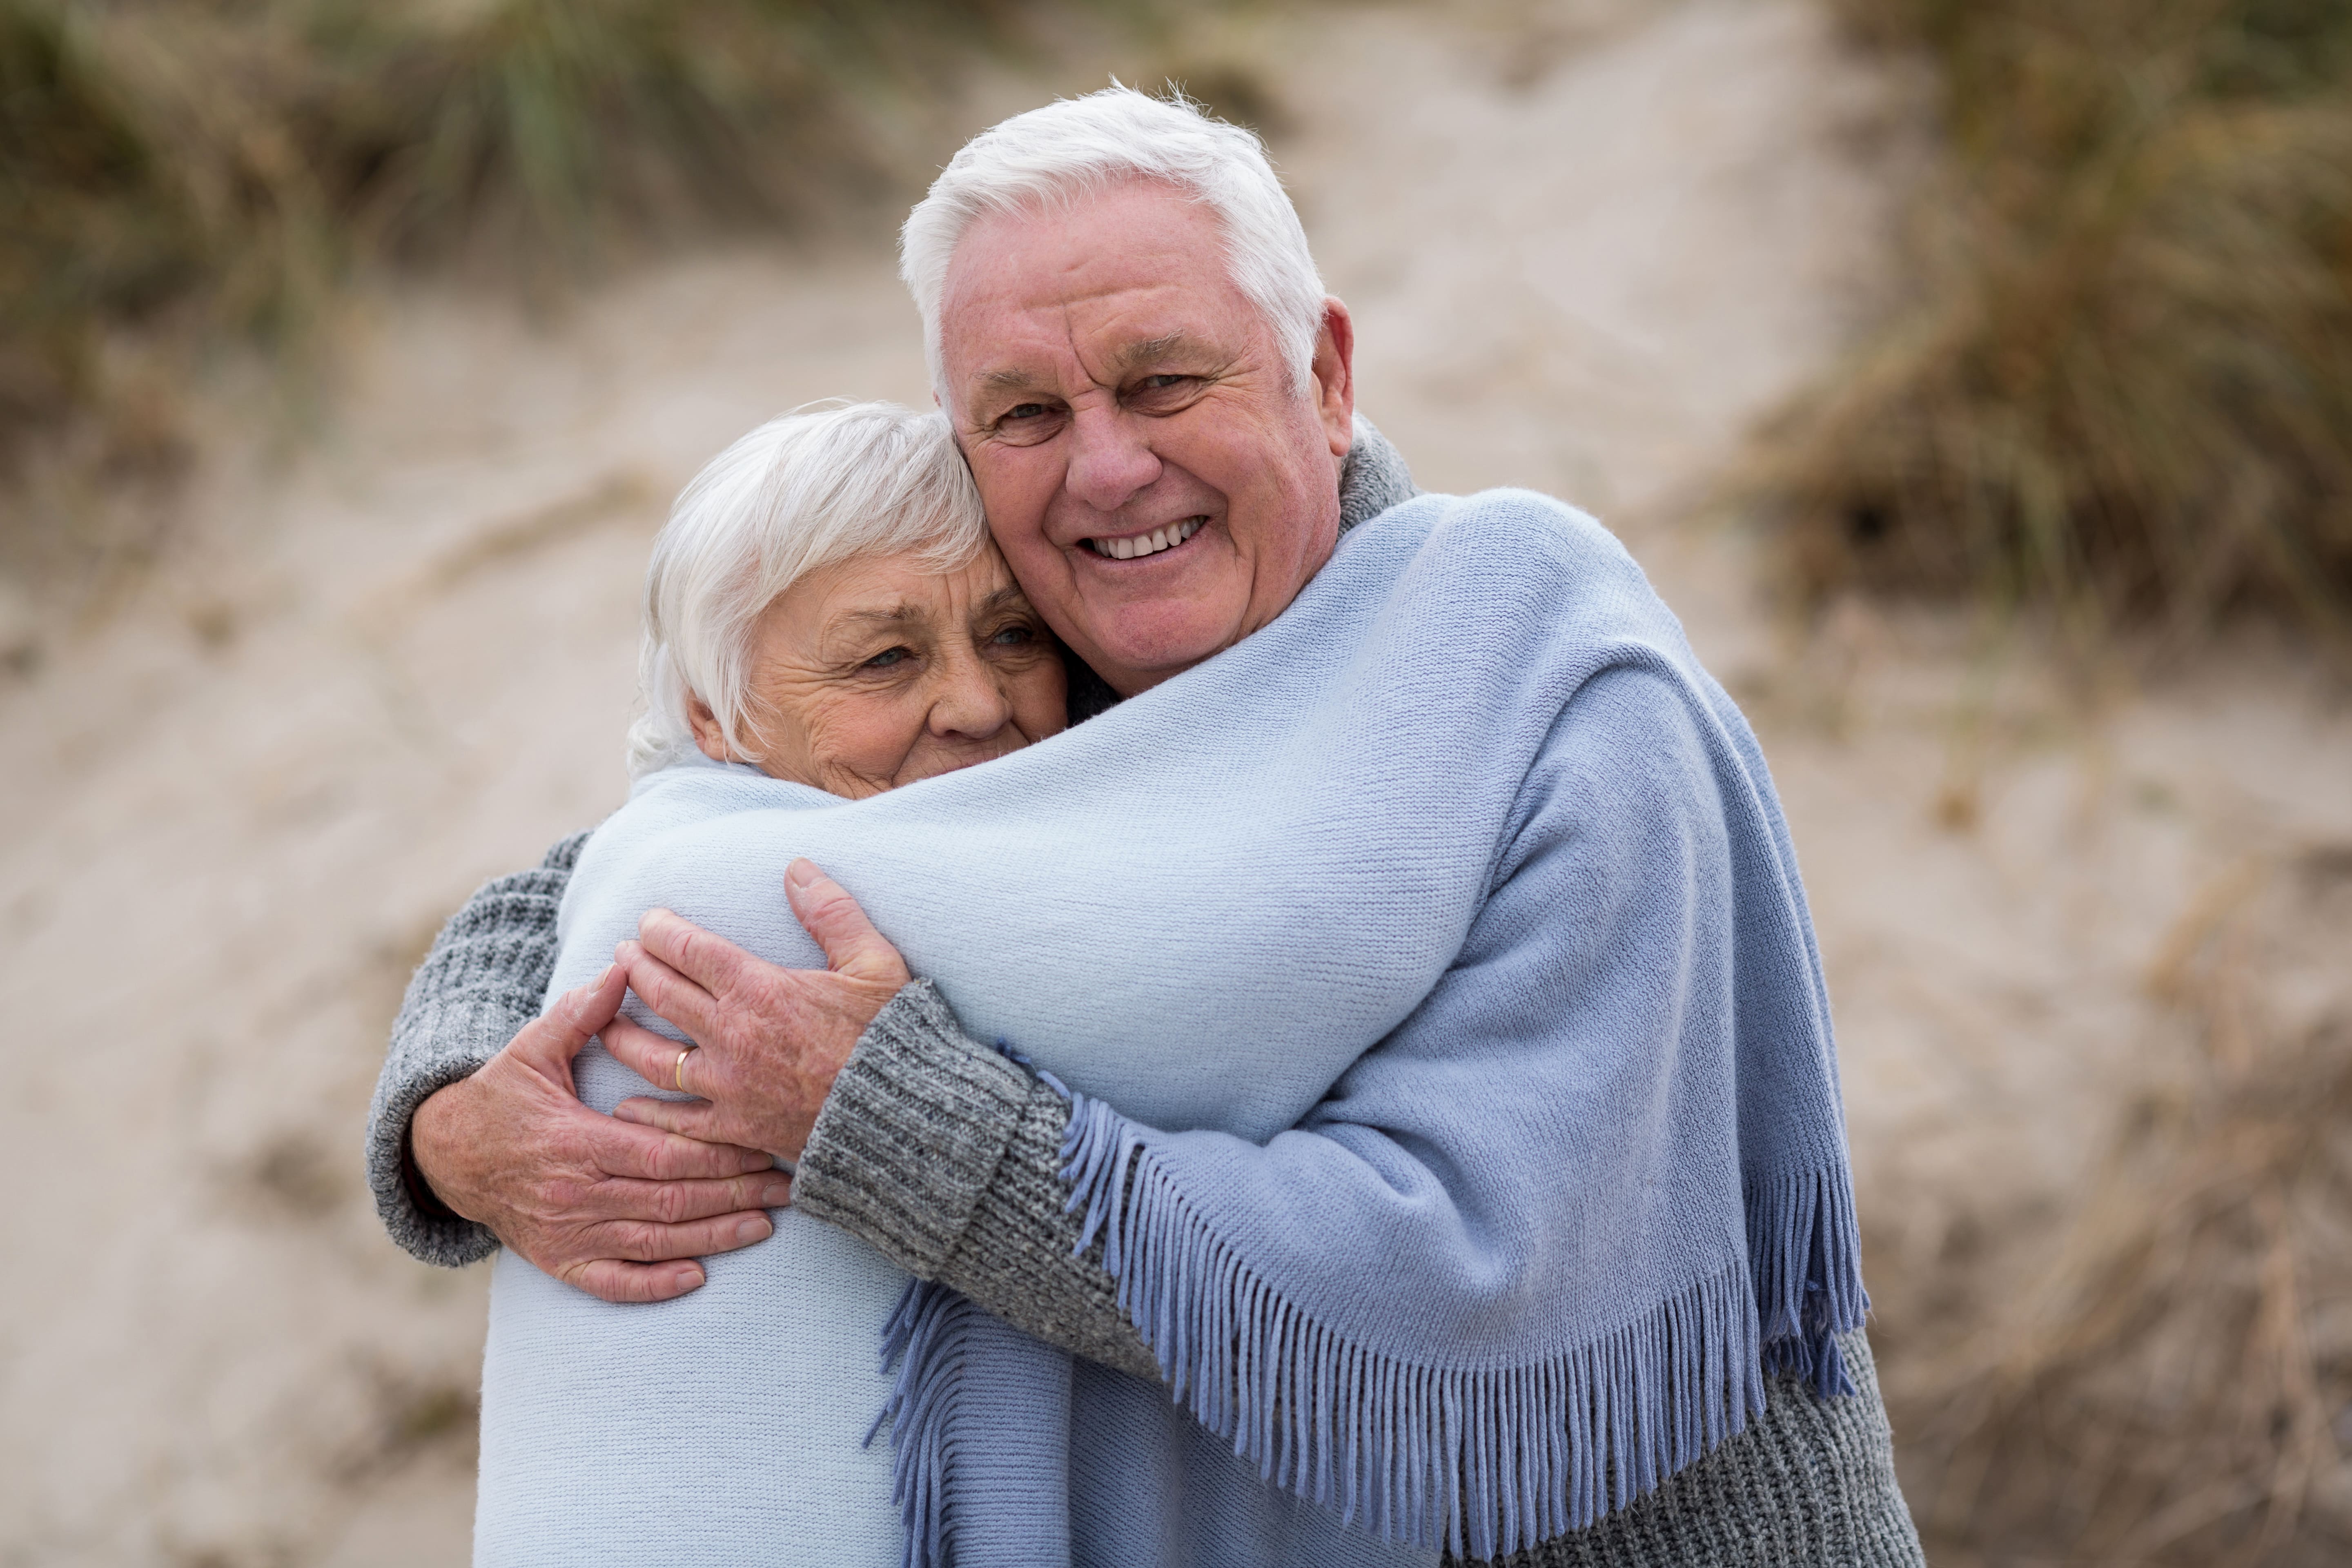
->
<box><xmin>593</xmin><ymin>1209</ymin><xmax>775</xmax><ymax>1263</ymax></box>
<box><xmin>581</xmin><ymin>1171</ymin><xmax>793</xmax><ymax>1224</ymax></box>
<box><xmin>784</xmin><ymin>859</ymin><xmax>911</xmax><ymax>984</ymax></box>
<box><xmin>585</xmin><ymin>1108</ymin><xmax>771</xmax><ymax>1179</ymax></box>
<box><xmin>615</xmin><ymin>938</ymin><xmax>720</xmax><ymax>1043</ymax></box>
<box><xmin>558</xmin><ymin>1257</ymin><xmax>707</xmax><ymax>1304</ymax></box>
<box><xmin>637</xmin><ymin>908</ymin><xmax>762</xmax><ymax>1001</ymax></box>
<box><xmin>510</xmin><ymin>962</ymin><xmax>626</xmax><ymax>1073</ymax></box>
<box><xmin>601</xmin><ymin>1014</ymin><xmax>699</xmax><ymax>1093</ymax></box>
<box><xmin>612</xmin><ymin>1094</ymin><xmax>726</xmax><ymax>1144</ymax></box>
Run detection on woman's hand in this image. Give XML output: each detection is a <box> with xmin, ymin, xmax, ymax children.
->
<box><xmin>605</xmin><ymin>858</ymin><xmax>911</xmax><ymax>1160</ymax></box>
<box><xmin>409</xmin><ymin>962</ymin><xmax>792</xmax><ymax>1303</ymax></box>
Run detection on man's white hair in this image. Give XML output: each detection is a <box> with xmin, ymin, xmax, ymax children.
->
<box><xmin>900</xmin><ymin>83</ymin><xmax>1327</xmax><ymax>400</ymax></box>
<box><xmin>626</xmin><ymin>401</ymin><xmax>989</xmax><ymax>777</ymax></box>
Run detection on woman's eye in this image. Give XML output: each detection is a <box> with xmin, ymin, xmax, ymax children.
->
<box><xmin>991</xmin><ymin>625</ymin><xmax>1034</xmax><ymax>647</ymax></box>
<box><xmin>862</xmin><ymin>647</ymin><xmax>910</xmax><ymax>670</ymax></box>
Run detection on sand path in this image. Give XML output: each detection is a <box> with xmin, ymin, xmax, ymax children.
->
<box><xmin>4</xmin><ymin>2</ymin><xmax>2347</xmax><ymax>1562</ymax></box>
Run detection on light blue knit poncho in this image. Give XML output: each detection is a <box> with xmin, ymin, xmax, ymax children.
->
<box><xmin>476</xmin><ymin>489</ymin><xmax>1866</xmax><ymax>1567</ymax></box>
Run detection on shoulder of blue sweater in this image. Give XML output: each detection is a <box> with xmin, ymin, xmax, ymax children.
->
<box><xmin>1381</xmin><ymin>486</ymin><xmax>1630</xmax><ymax>562</ymax></box>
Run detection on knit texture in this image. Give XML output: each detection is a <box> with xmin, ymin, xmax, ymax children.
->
<box><xmin>366</xmin><ymin>417</ymin><xmax>1417</xmax><ymax>1267</ymax></box>
<box><xmin>817</xmin><ymin>996</ymin><xmax>1919</xmax><ymax>1568</ymax></box>
<box><xmin>799</xmin><ymin>982</ymin><xmax>1160</xmax><ymax>1383</ymax></box>
<box><xmin>795</xmin><ymin>980</ymin><xmax>1034</xmax><ymax>1279</ymax></box>
<box><xmin>500</xmin><ymin>489</ymin><xmax>1873</xmax><ymax>1565</ymax></box>
<box><xmin>1453</xmin><ymin>1334</ymin><xmax>1917</xmax><ymax>1568</ymax></box>
<box><xmin>364</xmin><ymin>831</ymin><xmax>588</xmax><ymax>1267</ymax></box>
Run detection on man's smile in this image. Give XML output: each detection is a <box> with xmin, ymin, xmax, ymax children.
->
<box><xmin>1081</xmin><ymin>514</ymin><xmax>1208</xmax><ymax>560</ymax></box>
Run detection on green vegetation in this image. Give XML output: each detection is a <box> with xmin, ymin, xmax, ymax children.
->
<box><xmin>1755</xmin><ymin>0</ymin><xmax>2352</xmax><ymax>644</ymax></box>
<box><xmin>0</xmin><ymin>0</ymin><xmax>1074</xmax><ymax>503</ymax></box>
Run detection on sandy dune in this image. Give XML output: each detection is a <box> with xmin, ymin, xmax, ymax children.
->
<box><xmin>3</xmin><ymin>2</ymin><xmax>2347</xmax><ymax>1563</ymax></box>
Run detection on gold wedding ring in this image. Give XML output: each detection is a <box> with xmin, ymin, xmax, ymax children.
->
<box><xmin>675</xmin><ymin>1048</ymin><xmax>692</xmax><ymax>1094</ymax></box>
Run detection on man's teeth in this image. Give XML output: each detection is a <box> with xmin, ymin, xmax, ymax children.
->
<box><xmin>1090</xmin><ymin>517</ymin><xmax>1204</xmax><ymax>560</ymax></box>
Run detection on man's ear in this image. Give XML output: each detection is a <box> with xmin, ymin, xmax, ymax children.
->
<box><xmin>686</xmin><ymin>692</ymin><xmax>734</xmax><ymax>764</ymax></box>
<box><xmin>1311</xmin><ymin>296</ymin><xmax>1357</xmax><ymax>459</ymax></box>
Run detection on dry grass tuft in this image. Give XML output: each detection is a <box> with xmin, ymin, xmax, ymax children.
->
<box><xmin>1749</xmin><ymin>0</ymin><xmax>2352</xmax><ymax>648</ymax></box>
<box><xmin>0</xmin><ymin>0</ymin><xmax>1127</xmax><ymax>568</ymax></box>
<box><xmin>1897</xmin><ymin>847</ymin><xmax>2352</xmax><ymax>1566</ymax></box>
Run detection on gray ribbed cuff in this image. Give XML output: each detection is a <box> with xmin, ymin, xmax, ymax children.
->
<box><xmin>364</xmin><ymin>1001</ymin><xmax>504</xmax><ymax>1267</ymax></box>
<box><xmin>795</xmin><ymin>979</ymin><xmax>1033</xmax><ymax>1277</ymax></box>
<box><xmin>363</xmin><ymin>833</ymin><xmax>587</xmax><ymax>1269</ymax></box>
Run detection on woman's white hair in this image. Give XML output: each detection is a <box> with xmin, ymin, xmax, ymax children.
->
<box><xmin>900</xmin><ymin>83</ymin><xmax>1327</xmax><ymax>399</ymax></box>
<box><xmin>626</xmin><ymin>401</ymin><xmax>989</xmax><ymax>778</ymax></box>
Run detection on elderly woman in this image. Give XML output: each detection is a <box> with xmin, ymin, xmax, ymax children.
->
<box><xmin>474</xmin><ymin>401</ymin><xmax>1066</xmax><ymax>1563</ymax></box>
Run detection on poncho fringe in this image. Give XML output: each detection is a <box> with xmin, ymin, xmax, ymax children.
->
<box><xmin>878</xmin><ymin>1086</ymin><xmax>1868</xmax><ymax>1568</ymax></box>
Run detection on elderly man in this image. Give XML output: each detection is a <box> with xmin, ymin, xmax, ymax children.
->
<box><xmin>370</xmin><ymin>88</ymin><xmax>1922</xmax><ymax>1566</ymax></box>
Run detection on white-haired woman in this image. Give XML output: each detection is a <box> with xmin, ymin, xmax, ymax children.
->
<box><xmin>628</xmin><ymin>401</ymin><xmax>1066</xmax><ymax>790</ymax></box>
<box><xmin>470</xmin><ymin>401</ymin><xmax>1065</xmax><ymax>1563</ymax></box>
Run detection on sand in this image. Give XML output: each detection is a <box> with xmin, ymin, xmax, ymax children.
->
<box><xmin>3</xmin><ymin>2</ymin><xmax>2347</xmax><ymax>1563</ymax></box>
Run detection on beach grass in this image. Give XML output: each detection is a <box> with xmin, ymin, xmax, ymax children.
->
<box><xmin>0</xmin><ymin>0</ymin><xmax>1143</xmax><ymax>559</ymax></box>
<box><xmin>1750</xmin><ymin>0</ymin><xmax>2352</xmax><ymax>649</ymax></box>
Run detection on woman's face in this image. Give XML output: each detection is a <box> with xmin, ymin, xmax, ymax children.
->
<box><xmin>691</xmin><ymin>541</ymin><xmax>1068</xmax><ymax>797</ymax></box>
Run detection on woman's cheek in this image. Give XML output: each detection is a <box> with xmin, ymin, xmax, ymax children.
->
<box><xmin>1013</xmin><ymin>656</ymin><xmax>1071</xmax><ymax>739</ymax></box>
<box><xmin>811</xmin><ymin>688</ymin><xmax>924</xmax><ymax>791</ymax></box>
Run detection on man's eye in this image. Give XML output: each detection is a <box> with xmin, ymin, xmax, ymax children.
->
<box><xmin>863</xmin><ymin>647</ymin><xmax>910</xmax><ymax>670</ymax></box>
<box><xmin>1140</xmin><ymin>374</ymin><xmax>1189</xmax><ymax>391</ymax></box>
<box><xmin>1004</xmin><ymin>402</ymin><xmax>1050</xmax><ymax>421</ymax></box>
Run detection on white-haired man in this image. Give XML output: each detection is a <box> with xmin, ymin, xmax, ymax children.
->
<box><xmin>371</xmin><ymin>89</ymin><xmax>1922</xmax><ymax>1566</ymax></box>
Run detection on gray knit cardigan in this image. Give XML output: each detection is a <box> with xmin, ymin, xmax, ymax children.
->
<box><xmin>365</xmin><ymin>431</ymin><xmax>1924</xmax><ymax>1568</ymax></box>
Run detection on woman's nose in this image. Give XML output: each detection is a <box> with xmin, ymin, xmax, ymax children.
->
<box><xmin>926</xmin><ymin>646</ymin><xmax>1014</xmax><ymax>739</ymax></box>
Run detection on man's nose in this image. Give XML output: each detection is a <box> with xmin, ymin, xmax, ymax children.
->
<box><xmin>1063</xmin><ymin>402</ymin><xmax>1161</xmax><ymax>513</ymax></box>
<box><xmin>926</xmin><ymin>646</ymin><xmax>1015</xmax><ymax>739</ymax></box>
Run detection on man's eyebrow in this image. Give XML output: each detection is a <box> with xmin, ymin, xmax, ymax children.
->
<box><xmin>970</xmin><ymin>333</ymin><xmax>1210</xmax><ymax>394</ymax></box>
<box><xmin>1107</xmin><ymin>332</ymin><xmax>1202</xmax><ymax>374</ymax></box>
<box><xmin>976</xmin><ymin>365</ymin><xmax>1049</xmax><ymax>393</ymax></box>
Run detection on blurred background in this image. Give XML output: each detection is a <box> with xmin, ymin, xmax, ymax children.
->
<box><xmin>3</xmin><ymin>0</ymin><xmax>2348</xmax><ymax>1563</ymax></box>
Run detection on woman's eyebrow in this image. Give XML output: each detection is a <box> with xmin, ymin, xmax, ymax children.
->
<box><xmin>834</xmin><ymin>603</ymin><xmax>929</xmax><ymax>630</ymax></box>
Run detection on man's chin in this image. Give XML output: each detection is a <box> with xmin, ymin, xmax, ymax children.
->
<box><xmin>1075</xmin><ymin>615</ymin><xmax>1243</xmax><ymax>694</ymax></box>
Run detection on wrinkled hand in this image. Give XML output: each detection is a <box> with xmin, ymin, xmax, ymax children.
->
<box><xmin>408</xmin><ymin>962</ymin><xmax>791</xmax><ymax>1303</ymax></box>
<box><xmin>605</xmin><ymin>858</ymin><xmax>910</xmax><ymax>1161</ymax></box>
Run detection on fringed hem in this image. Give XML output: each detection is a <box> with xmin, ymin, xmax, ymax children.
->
<box><xmin>1056</xmin><ymin>1094</ymin><xmax>1874</xmax><ymax>1560</ymax></box>
<box><xmin>873</xmin><ymin>1277</ymin><xmax>977</xmax><ymax>1568</ymax></box>
<box><xmin>1747</xmin><ymin>1163</ymin><xmax>1871</xmax><ymax>1399</ymax></box>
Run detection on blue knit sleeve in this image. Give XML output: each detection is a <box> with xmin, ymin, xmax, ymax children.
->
<box><xmin>1050</xmin><ymin>664</ymin><xmax>1866</xmax><ymax>1560</ymax></box>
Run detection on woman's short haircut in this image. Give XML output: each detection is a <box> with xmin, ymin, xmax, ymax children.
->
<box><xmin>899</xmin><ymin>83</ymin><xmax>1327</xmax><ymax>400</ymax></box>
<box><xmin>626</xmin><ymin>401</ymin><xmax>989</xmax><ymax>777</ymax></box>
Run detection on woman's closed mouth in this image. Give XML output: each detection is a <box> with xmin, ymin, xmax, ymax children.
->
<box><xmin>1083</xmin><ymin>515</ymin><xmax>1206</xmax><ymax>561</ymax></box>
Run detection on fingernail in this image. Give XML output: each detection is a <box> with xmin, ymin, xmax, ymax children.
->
<box><xmin>784</xmin><ymin>858</ymin><xmax>817</xmax><ymax>889</ymax></box>
<box><xmin>735</xmin><ymin>1216</ymin><xmax>773</xmax><ymax>1244</ymax></box>
<box><xmin>598</xmin><ymin>962</ymin><xmax>620</xmax><ymax>987</ymax></box>
<box><xmin>676</xmin><ymin>1265</ymin><xmax>705</xmax><ymax>1292</ymax></box>
<box><xmin>760</xmin><ymin>1180</ymin><xmax>793</xmax><ymax>1207</ymax></box>
<box><xmin>739</xmin><ymin>1151</ymin><xmax>774</xmax><ymax>1171</ymax></box>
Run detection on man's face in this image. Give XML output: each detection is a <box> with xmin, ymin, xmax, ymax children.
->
<box><xmin>937</xmin><ymin>181</ymin><xmax>1355</xmax><ymax>696</ymax></box>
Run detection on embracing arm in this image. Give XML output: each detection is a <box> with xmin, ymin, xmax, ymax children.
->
<box><xmin>368</xmin><ymin>834</ymin><xmax>786</xmax><ymax>1301</ymax></box>
<box><xmin>366</xmin><ymin>833</ymin><xmax>589</xmax><ymax>1265</ymax></box>
<box><xmin>795</xmin><ymin>984</ymin><xmax>1158</xmax><ymax>1380</ymax></box>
